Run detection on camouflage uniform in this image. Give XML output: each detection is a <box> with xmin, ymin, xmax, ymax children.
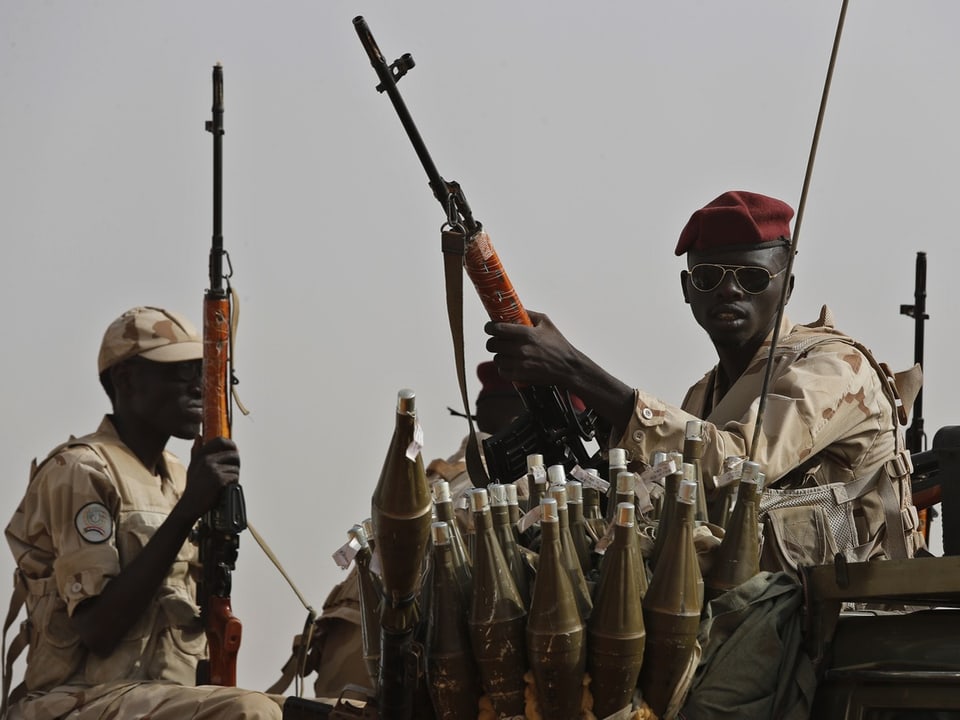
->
<box><xmin>616</xmin><ymin>306</ymin><xmax>923</xmax><ymax>571</ymax></box>
<box><xmin>4</xmin><ymin>418</ymin><xmax>281</xmax><ymax>719</ymax></box>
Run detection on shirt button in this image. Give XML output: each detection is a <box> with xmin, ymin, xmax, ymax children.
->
<box><xmin>71</xmin><ymin>582</ymin><xmax>82</xmax><ymax>594</ymax></box>
<box><xmin>641</xmin><ymin>407</ymin><xmax>654</xmax><ymax>420</ymax></box>
<box><xmin>633</xmin><ymin>430</ymin><xmax>644</xmax><ymax>442</ymax></box>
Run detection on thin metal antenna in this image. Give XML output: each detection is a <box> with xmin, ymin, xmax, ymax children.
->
<box><xmin>749</xmin><ymin>0</ymin><xmax>850</xmax><ymax>460</ymax></box>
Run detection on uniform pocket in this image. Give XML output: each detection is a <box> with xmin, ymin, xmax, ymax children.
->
<box><xmin>759</xmin><ymin>482</ymin><xmax>860</xmax><ymax>574</ymax></box>
<box><xmin>23</xmin><ymin>592</ymin><xmax>84</xmax><ymax>691</ymax></box>
<box><xmin>761</xmin><ymin>504</ymin><xmax>838</xmax><ymax>573</ymax></box>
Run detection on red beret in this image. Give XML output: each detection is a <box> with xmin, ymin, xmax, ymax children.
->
<box><xmin>476</xmin><ymin>361</ymin><xmax>517</xmax><ymax>401</ymax></box>
<box><xmin>675</xmin><ymin>190</ymin><xmax>794</xmax><ymax>256</ymax></box>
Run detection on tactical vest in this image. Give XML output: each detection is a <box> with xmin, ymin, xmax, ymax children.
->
<box><xmin>756</xmin><ymin>329</ymin><xmax>923</xmax><ymax>571</ymax></box>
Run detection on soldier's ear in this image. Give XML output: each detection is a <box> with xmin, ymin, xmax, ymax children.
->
<box><xmin>110</xmin><ymin>361</ymin><xmax>134</xmax><ymax>395</ymax></box>
<box><xmin>680</xmin><ymin>270</ymin><xmax>691</xmax><ymax>304</ymax></box>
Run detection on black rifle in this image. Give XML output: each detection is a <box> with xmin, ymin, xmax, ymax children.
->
<box><xmin>196</xmin><ymin>62</ymin><xmax>248</xmax><ymax>687</ymax></box>
<box><xmin>353</xmin><ymin>16</ymin><xmax>601</xmax><ymax>485</ymax></box>
<box><xmin>900</xmin><ymin>251</ymin><xmax>928</xmax><ymax>454</ymax></box>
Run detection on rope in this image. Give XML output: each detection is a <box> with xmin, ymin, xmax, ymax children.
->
<box><xmin>247</xmin><ymin>521</ymin><xmax>317</xmax><ymax>616</ymax></box>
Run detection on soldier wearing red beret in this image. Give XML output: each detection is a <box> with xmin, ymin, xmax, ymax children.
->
<box><xmin>485</xmin><ymin>190</ymin><xmax>923</xmax><ymax>574</ymax></box>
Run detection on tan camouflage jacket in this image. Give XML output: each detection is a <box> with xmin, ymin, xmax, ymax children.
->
<box><xmin>5</xmin><ymin>416</ymin><xmax>206</xmax><ymax>695</ymax></box>
<box><xmin>615</xmin><ymin>306</ymin><xmax>922</xmax><ymax>569</ymax></box>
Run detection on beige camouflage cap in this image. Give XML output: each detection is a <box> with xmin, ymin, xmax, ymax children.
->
<box><xmin>97</xmin><ymin>306</ymin><xmax>203</xmax><ymax>374</ymax></box>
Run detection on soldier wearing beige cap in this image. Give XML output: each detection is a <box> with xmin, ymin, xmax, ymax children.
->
<box><xmin>4</xmin><ymin>307</ymin><xmax>282</xmax><ymax>719</ymax></box>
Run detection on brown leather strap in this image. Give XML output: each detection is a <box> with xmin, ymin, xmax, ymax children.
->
<box><xmin>442</xmin><ymin>228</ymin><xmax>490</xmax><ymax>488</ymax></box>
<box><xmin>1</xmin><ymin>571</ymin><xmax>28</xmax><ymax>718</ymax></box>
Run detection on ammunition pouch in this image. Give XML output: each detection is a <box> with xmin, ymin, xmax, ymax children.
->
<box><xmin>760</xmin><ymin>485</ymin><xmax>856</xmax><ymax>572</ymax></box>
<box><xmin>760</xmin><ymin>447</ymin><xmax>924</xmax><ymax>575</ymax></box>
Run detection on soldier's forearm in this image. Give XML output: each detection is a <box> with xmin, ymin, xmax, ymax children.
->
<box><xmin>70</xmin><ymin>510</ymin><xmax>196</xmax><ymax>656</ymax></box>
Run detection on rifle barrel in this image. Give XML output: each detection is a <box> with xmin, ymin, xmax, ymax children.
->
<box><xmin>207</xmin><ymin>62</ymin><xmax>225</xmax><ymax>296</ymax></box>
<box><xmin>913</xmin><ymin>250</ymin><xmax>926</xmax><ymax>394</ymax></box>
<box><xmin>203</xmin><ymin>62</ymin><xmax>230</xmax><ymax>441</ymax></box>
<box><xmin>353</xmin><ymin>16</ymin><xmax>479</xmax><ymax>233</ymax></box>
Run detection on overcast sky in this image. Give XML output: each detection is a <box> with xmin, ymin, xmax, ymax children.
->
<box><xmin>2</xmin><ymin>0</ymin><xmax>958</xmax><ymax>694</ymax></box>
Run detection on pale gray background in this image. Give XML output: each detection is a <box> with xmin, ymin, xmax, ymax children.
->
<box><xmin>2</xmin><ymin>0</ymin><xmax>957</xmax><ymax>694</ymax></box>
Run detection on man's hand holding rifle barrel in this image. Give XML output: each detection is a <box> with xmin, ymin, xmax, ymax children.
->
<box><xmin>353</xmin><ymin>16</ymin><xmax>601</xmax><ymax>487</ymax></box>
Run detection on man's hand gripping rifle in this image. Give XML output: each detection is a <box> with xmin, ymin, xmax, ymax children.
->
<box><xmin>354</xmin><ymin>16</ymin><xmax>600</xmax><ymax>485</ymax></box>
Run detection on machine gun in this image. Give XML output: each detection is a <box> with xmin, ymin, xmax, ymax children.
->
<box><xmin>353</xmin><ymin>16</ymin><xmax>600</xmax><ymax>485</ymax></box>
<box><xmin>195</xmin><ymin>62</ymin><xmax>247</xmax><ymax>687</ymax></box>
<box><xmin>900</xmin><ymin>251</ymin><xmax>928</xmax><ymax>455</ymax></box>
<box><xmin>900</xmin><ymin>251</ymin><xmax>935</xmax><ymax>541</ymax></box>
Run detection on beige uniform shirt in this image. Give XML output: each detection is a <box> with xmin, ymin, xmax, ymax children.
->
<box><xmin>5</xmin><ymin>416</ymin><xmax>205</xmax><ymax>693</ymax></box>
<box><xmin>616</xmin><ymin>306</ymin><xmax>920</xmax><ymax>568</ymax></box>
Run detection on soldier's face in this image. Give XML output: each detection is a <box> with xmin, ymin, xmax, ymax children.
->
<box><xmin>681</xmin><ymin>246</ymin><xmax>793</xmax><ymax>351</ymax></box>
<box><xmin>123</xmin><ymin>358</ymin><xmax>204</xmax><ymax>440</ymax></box>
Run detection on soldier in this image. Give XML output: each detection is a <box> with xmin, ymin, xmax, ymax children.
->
<box><xmin>485</xmin><ymin>190</ymin><xmax>925</xmax><ymax>574</ymax></box>
<box><xmin>4</xmin><ymin>306</ymin><xmax>282</xmax><ymax>719</ymax></box>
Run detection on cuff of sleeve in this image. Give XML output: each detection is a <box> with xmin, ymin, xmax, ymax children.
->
<box><xmin>54</xmin><ymin>545</ymin><xmax>121</xmax><ymax>615</ymax></box>
<box><xmin>614</xmin><ymin>389</ymin><xmax>668</xmax><ymax>458</ymax></box>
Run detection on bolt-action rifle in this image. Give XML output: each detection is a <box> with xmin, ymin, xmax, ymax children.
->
<box><xmin>196</xmin><ymin>62</ymin><xmax>247</xmax><ymax>687</ymax></box>
<box><xmin>353</xmin><ymin>17</ymin><xmax>600</xmax><ymax>485</ymax></box>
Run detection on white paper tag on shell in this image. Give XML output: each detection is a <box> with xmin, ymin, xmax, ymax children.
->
<box><xmin>406</xmin><ymin>421</ymin><xmax>424</xmax><ymax>461</ymax></box>
<box><xmin>518</xmin><ymin>504</ymin><xmax>542</xmax><ymax>534</ymax></box>
<box><xmin>455</xmin><ymin>486</ymin><xmax>472</xmax><ymax>511</ymax></box>
<box><xmin>570</xmin><ymin>465</ymin><xmax>610</xmax><ymax>493</ymax></box>
<box><xmin>639</xmin><ymin>459</ymin><xmax>676</xmax><ymax>486</ymax></box>
<box><xmin>332</xmin><ymin>537</ymin><xmax>361</xmax><ymax>569</ymax></box>
<box><xmin>715</xmin><ymin>467</ymin><xmax>742</xmax><ymax>489</ymax></box>
<box><xmin>593</xmin><ymin>522</ymin><xmax>617</xmax><ymax>555</ymax></box>
<box><xmin>632</xmin><ymin>477</ymin><xmax>654</xmax><ymax>515</ymax></box>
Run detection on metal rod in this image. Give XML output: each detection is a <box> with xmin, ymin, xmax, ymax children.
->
<box><xmin>749</xmin><ymin>0</ymin><xmax>850</xmax><ymax>461</ymax></box>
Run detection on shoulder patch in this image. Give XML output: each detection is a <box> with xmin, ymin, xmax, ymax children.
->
<box><xmin>75</xmin><ymin>502</ymin><xmax>113</xmax><ymax>543</ymax></box>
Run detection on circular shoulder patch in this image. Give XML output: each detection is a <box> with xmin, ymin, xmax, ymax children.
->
<box><xmin>75</xmin><ymin>502</ymin><xmax>113</xmax><ymax>543</ymax></box>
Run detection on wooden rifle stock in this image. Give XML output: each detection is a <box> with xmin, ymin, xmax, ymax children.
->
<box><xmin>462</xmin><ymin>230</ymin><xmax>533</xmax><ymax>328</ymax></box>
<box><xmin>197</xmin><ymin>62</ymin><xmax>246</xmax><ymax>687</ymax></box>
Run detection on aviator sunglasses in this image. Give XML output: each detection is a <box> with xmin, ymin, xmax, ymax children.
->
<box><xmin>688</xmin><ymin>263</ymin><xmax>786</xmax><ymax>295</ymax></box>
